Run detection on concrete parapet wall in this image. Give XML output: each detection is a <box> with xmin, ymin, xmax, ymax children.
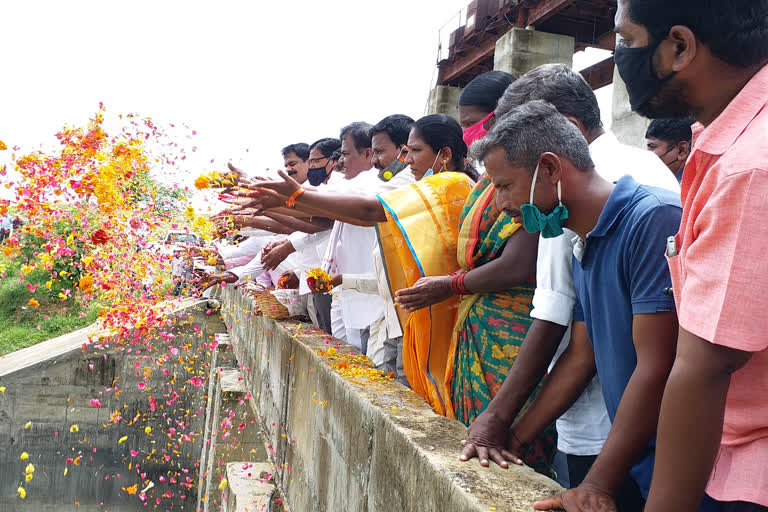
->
<box><xmin>221</xmin><ymin>287</ymin><xmax>562</xmax><ymax>512</ymax></box>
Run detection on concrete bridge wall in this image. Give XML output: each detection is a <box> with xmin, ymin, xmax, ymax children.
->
<box><xmin>219</xmin><ymin>287</ymin><xmax>562</xmax><ymax>512</ymax></box>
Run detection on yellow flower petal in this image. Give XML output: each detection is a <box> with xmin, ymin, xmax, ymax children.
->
<box><xmin>17</xmin><ymin>487</ymin><xmax>26</xmax><ymax>499</ymax></box>
<box><xmin>69</xmin><ymin>424</ymin><xmax>79</xmax><ymax>433</ymax></box>
<box><xmin>20</xmin><ymin>452</ymin><xmax>29</xmax><ymax>461</ymax></box>
<box><xmin>118</xmin><ymin>436</ymin><xmax>128</xmax><ymax>444</ymax></box>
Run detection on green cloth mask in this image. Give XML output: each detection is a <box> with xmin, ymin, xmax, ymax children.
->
<box><xmin>378</xmin><ymin>148</ymin><xmax>408</xmax><ymax>182</ymax></box>
<box><xmin>520</xmin><ymin>163</ymin><xmax>568</xmax><ymax>238</ymax></box>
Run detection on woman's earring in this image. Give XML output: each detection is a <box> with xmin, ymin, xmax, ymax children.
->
<box><xmin>441</xmin><ymin>158</ymin><xmax>448</xmax><ymax>172</ymax></box>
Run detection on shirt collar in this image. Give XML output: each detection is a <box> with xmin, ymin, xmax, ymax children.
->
<box><xmin>693</xmin><ymin>63</ymin><xmax>768</xmax><ymax>156</ymax></box>
<box><xmin>588</xmin><ymin>176</ymin><xmax>640</xmax><ymax>238</ymax></box>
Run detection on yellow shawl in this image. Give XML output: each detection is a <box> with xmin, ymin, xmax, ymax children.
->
<box><xmin>376</xmin><ymin>172</ymin><xmax>473</xmax><ymax>417</ymax></box>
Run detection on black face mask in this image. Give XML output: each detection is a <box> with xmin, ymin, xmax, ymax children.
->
<box><xmin>614</xmin><ymin>38</ymin><xmax>676</xmax><ymax>113</ymax></box>
<box><xmin>306</xmin><ymin>166</ymin><xmax>328</xmax><ymax>186</ymax></box>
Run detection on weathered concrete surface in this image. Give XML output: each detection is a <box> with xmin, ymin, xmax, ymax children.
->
<box><xmin>427</xmin><ymin>85</ymin><xmax>463</xmax><ymax>118</ymax></box>
<box><xmin>494</xmin><ymin>28</ymin><xmax>574</xmax><ymax>78</ymax></box>
<box><xmin>221</xmin><ymin>287</ymin><xmax>563</xmax><ymax>512</ymax></box>
<box><xmin>197</xmin><ymin>350</ymin><xmax>272</xmax><ymax>512</ymax></box>
<box><xmin>0</xmin><ymin>299</ymin><xmax>218</xmax><ymax>512</ymax></box>
<box><xmin>223</xmin><ymin>462</ymin><xmax>275</xmax><ymax>512</ymax></box>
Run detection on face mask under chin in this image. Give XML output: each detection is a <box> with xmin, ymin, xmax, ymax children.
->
<box><xmin>519</xmin><ymin>163</ymin><xmax>569</xmax><ymax>239</ymax></box>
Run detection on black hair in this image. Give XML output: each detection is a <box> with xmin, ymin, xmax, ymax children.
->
<box><xmin>496</xmin><ymin>64</ymin><xmax>602</xmax><ymax>131</ymax></box>
<box><xmin>309</xmin><ymin>138</ymin><xmax>342</xmax><ymax>158</ymax></box>
<box><xmin>330</xmin><ymin>148</ymin><xmax>342</xmax><ymax>161</ymax></box>
<box><xmin>281</xmin><ymin>143</ymin><xmax>310</xmax><ymax>161</ymax></box>
<box><xmin>458</xmin><ymin>71</ymin><xmax>518</xmax><ymax>114</ymax></box>
<box><xmin>626</xmin><ymin>0</ymin><xmax>768</xmax><ymax>68</ymax></box>
<box><xmin>369</xmin><ymin>114</ymin><xmax>415</xmax><ymax>147</ymax></box>
<box><xmin>645</xmin><ymin>117</ymin><xmax>695</xmax><ymax>146</ymax></box>
<box><xmin>472</xmin><ymin>100</ymin><xmax>595</xmax><ymax>174</ymax></box>
<box><xmin>339</xmin><ymin>122</ymin><xmax>373</xmax><ymax>152</ymax></box>
<box><xmin>413</xmin><ymin>114</ymin><xmax>478</xmax><ymax>180</ymax></box>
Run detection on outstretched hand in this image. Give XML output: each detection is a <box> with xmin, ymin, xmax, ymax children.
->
<box><xmin>246</xmin><ymin>188</ymin><xmax>285</xmax><ymax>214</ymax></box>
<box><xmin>459</xmin><ymin>410</ymin><xmax>523</xmax><ymax>469</ymax></box>
<box><xmin>248</xmin><ymin>170</ymin><xmax>301</xmax><ymax>197</ymax></box>
<box><xmin>261</xmin><ymin>239</ymin><xmax>295</xmax><ymax>271</ymax></box>
<box><xmin>226</xmin><ymin>163</ymin><xmax>253</xmax><ymax>187</ymax></box>
<box><xmin>533</xmin><ymin>485</ymin><xmax>617</xmax><ymax>512</ymax></box>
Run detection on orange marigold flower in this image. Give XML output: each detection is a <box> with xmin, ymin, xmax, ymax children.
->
<box><xmin>0</xmin><ymin>140</ymin><xmax>7</xmax><ymax>150</ymax></box>
<box><xmin>79</xmin><ymin>274</ymin><xmax>94</xmax><ymax>292</ymax></box>
<box><xmin>194</xmin><ymin>175</ymin><xmax>210</xmax><ymax>190</ymax></box>
<box><xmin>27</xmin><ymin>299</ymin><xmax>40</xmax><ymax>308</ymax></box>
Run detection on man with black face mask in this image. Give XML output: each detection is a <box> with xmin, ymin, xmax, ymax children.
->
<box><xmin>614</xmin><ymin>2</ymin><xmax>768</xmax><ymax>512</ymax></box>
<box><xmin>645</xmin><ymin>118</ymin><xmax>693</xmax><ymax>183</ymax></box>
<box><xmin>305</xmin><ymin>138</ymin><xmax>343</xmax><ymax>186</ymax></box>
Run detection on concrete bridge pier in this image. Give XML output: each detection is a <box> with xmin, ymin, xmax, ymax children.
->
<box><xmin>428</xmin><ymin>28</ymin><xmax>575</xmax><ymax>117</ymax></box>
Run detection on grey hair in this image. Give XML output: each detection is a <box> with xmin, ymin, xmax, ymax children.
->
<box><xmin>495</xmin><ymin>63</ymin><xmax>602</xmax><ymax>132</ymax></box>
<box><xmin>470</xmin><ymin>100</ymin><xmax>595</xmax><ymax>173</ymax></box>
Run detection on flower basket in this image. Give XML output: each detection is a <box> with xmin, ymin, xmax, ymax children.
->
<box><xmin>248</xmin><ymin>285</ymin><xmax>291</xmax><ymax>320</ymax></box>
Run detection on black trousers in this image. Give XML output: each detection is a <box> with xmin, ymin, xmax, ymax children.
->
<box><xmin>566</xmin><ymin>454</ymin><xmax>645</xmax><ymax>512</ymax></box>
<box><xmin>311</xmin><ymin>293</ymin><xmax>333</xmax><ymax>335</ymax></box>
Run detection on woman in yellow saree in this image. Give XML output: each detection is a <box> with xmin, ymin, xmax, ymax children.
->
<box><xmin>376</xmin><ymin>114</ymin><xmax>478</xmax><ymax>416</ymax></box>
<box><xmin>392</xmin><ymin>89</ymin><xmax>557</xmax><ymax>476</ymax></box>
<box><xmin>392</xmin><ymin>171</ymin><xmax>556</xmax><ymax>476</ymax></box>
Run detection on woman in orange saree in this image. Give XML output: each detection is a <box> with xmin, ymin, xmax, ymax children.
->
<box><xmin>376</xmin><ymin>114</ymin><xmax>477</xmax><ymax>416</ymax></box>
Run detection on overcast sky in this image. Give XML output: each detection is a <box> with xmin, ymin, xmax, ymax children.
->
<box><xmin>0</xmin><ymin>0</ymin><xmax>611</xmax><ymax>206</ymax></box>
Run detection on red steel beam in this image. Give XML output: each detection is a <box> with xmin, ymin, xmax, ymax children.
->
<box><xmin>579</xmin><ymin>55</ymin><xmax>615</xmax><ymax>89</ymax></box>
<box><xmin>437</xmin><ymin>35</ymin><xmax>499</xmax><ymax>84</ymax></box>
<box><xmin>524</xmin><ymin>0</ymin><xmax>577</xmax><ymax>25</ymax></box>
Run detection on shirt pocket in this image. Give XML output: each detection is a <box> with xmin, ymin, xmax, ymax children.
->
<box><xmin>664</xmin><ymin>233</ymin><xmax>683</xmax><ymax>309</ymax></box>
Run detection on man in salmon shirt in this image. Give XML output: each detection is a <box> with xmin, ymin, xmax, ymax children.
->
<box><xmin>614</xmin><ymin>1</ymin><xmax>768</xmax><ymax>511</ymax></box>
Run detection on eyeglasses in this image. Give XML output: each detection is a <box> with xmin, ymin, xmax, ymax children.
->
<box><xmin>307</xmin><ymin>156</ymin><xmax>331</xmax><ymax>168</ymax></box>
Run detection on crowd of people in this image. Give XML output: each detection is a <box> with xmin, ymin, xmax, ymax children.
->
<box><xmin>184</xmin><ymin>1</ymin><xmax>768</xmax><ymax>511</ymax></box>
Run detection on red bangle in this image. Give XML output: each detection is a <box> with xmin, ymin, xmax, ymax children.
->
<box><xmin>451</xmin><ymin>271</ymin><xmax>471</xmax><ymax>295</ymax></box>
<box><xmin>285</xmin><ymin>187</ymin><xmax>305</xmax><ymax>207</ymax></box>
<box><xmin>457</xmin><ymin>272</ymin><xmax>467</xmax><ymax>295</ymax></box>
<box><xmin>451</xmin><ymin>274</ymin><xmax>461</xmax><ymax>295</ymax></box>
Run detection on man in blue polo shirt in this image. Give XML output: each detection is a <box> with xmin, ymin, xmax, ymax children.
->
<box><xmin>471</xmin><ymin>100</ymin><xmax>681</xmax><ymax>512</ymax></box>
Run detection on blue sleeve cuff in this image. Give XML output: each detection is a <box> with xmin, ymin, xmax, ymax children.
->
<box><xmin>631</xmin><ymin>298</ymin><xmax>676</xmax><ymax>315</ymax></box>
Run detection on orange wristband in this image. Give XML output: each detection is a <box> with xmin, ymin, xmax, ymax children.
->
<box><xmin>285</xmin><ymin>187</ymin><xmax>305</xmax><ymax>207</ymax></box>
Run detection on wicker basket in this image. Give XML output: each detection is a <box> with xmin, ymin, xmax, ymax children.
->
<box><xmin>250</xmin><ymin>286</ymin><xmax>291</xmax><ymax>320</ymax></box>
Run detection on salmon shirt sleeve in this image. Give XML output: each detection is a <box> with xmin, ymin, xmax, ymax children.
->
<box><xmin>678</xmin><ymin>169</ymin><xmax>768</xmax><ymax>352</ymax></box>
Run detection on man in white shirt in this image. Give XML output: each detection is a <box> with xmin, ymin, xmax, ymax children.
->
<box><xmin>340</xmin><ymin>114</ymin><xmax>414</xmax><ymax>381</ymax></box>
<box><xmin>460</xmin><ymin>63</ymin><xmax>680</xmax><ymax>487</ymax></box>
